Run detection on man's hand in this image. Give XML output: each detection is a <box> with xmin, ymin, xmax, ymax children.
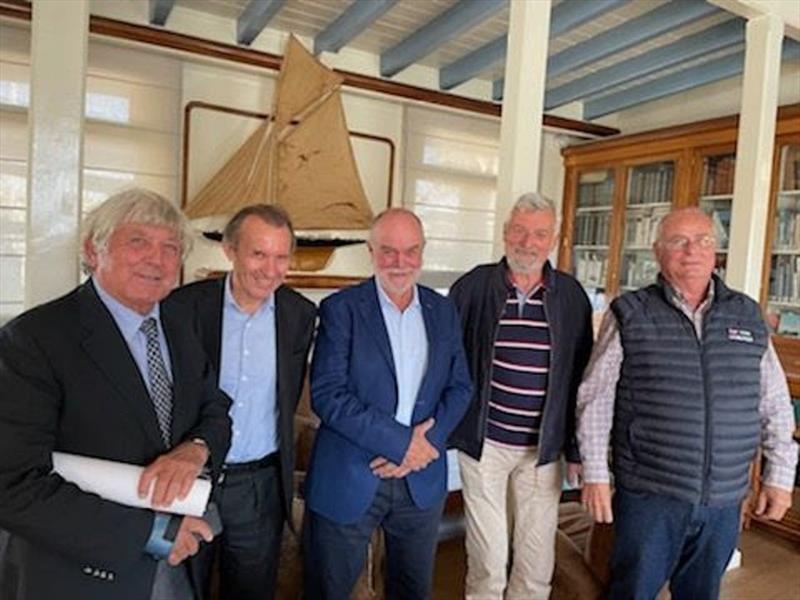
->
<box><xmin>167</xmin><ymin>516</ymin><xmax>213</xmax><ymax>566</ymax></box>
<box><xmin>753</xmin><ymin>485</ymin><xmax>792</xmax><ymax>521</ymax></box>
<box><xmin>401</xmin><ymin>418</ymin><xmax>439</xmax><ymax>472</ymax></box>
<box><xmin>370</xmin><ymin>456</ymin><xmax>411</xmax><ymax>479</ymax></box>
<box><xmin>566</xmin><ymin>462</ymin><xmax>583</xmax><ymax>488</ymax></box>
<box><xmin>138</xmin><ymin>441</ymin><xmax>209</xmax><ymax>508</ymax></box>
<box><xmin>582</xmin><ymin>482</ymin><xmax>613</xmax><ymax>523</ymax></box>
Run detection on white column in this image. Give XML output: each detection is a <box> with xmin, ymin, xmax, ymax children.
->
<box><xmin>25</xmin><ymin>0</ymin><xmax>89</xmax><ymax>307</ymax></box>
<box><xmin>726</xmin><ymin>13</ymin><xmax>784</xmax><ymax>297</ymax></box>
<box><xmin>493</xmin><ymin>0</ymin><xmax>551</xmax><ymax>257</ymax></box>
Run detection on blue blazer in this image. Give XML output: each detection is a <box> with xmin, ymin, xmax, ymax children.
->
<box><xmin>304</xmin><ymin>278</ymin><xmax>472</xmax><ymax>524</ymax></box>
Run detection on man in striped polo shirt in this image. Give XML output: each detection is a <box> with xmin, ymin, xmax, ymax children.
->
<box><xmin>449</xmin><ymin>193</ymin><xmax>594</xmax><ymax>599</ymax></box>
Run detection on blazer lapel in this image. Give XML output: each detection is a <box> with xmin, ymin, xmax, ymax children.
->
<box><xmin>78</xmin><ymin>282</ymin><xmax>166</xmax><ymax>451</ymax></box>
<box><xmin>200</xmin><ymin>278</ymin><xmax>225</xmax><ymax>375</ymax></box>
<box><xmin>358</xmin><ymin>279</ymin><xmax>396</xmax><ymax>378</ymax></box>
<box><xmin>416</xmin><ymin>290</ymin><xmax>440</xmax><ymax>403</ymax></box>
<box><xmin>275</xmin><ymin>286</ymin><xmax>296</xmax><ymax>417</ymax></box>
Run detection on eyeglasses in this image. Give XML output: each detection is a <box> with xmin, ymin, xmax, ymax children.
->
<box><xmin>661</xmin><ymin>234</ymin><xmax>716</xmax><ymax>251</ymax></box>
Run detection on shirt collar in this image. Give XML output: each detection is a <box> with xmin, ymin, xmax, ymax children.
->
<box><xmin>504</xmin><ymin>259</ymin><xmax>551</xmax><ymax>294</ymax></box>
<box><xmin>224</xmin><ymin>273</ymin><xmax>275</xmax><ymax>316</ymax></box>
<box><xmin>376</xmin><ymin>279</ymin><xmax>421</xmax><ymax>313</ymax></box>
<box><xmin>92</xmin><ymin>277</ymin><xmax>161</xmax><ymax>344</ymax></box>
<box><xmin>661</xmin><ymin>275</ymin><xmax>715</xmax><ymax>314</ymax></box>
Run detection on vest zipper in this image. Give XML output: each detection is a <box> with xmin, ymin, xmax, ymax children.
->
<box><xmin>683</xmin><ymin>308</ymin><xmax>713</xmax><ymax>505</ymax></box>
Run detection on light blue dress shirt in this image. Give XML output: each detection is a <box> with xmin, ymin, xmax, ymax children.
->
<box><xmin>219</xmin><ymin>274</ymin><xmax>278</xmax><ymax>463</ymax></box>
<box><xmin>93</xmin><ymin>278</ymin><xmax>173</xmax><ymax>388</ymax></box>
<box><xmin>92</xmin><ymin>278</ymin><xmax>175</xmax><ymax>558</ymax></box>
<box><xmin>376</xmin><ymin>282</ymin><xmax>428</xmax><ymax>426</ymax></box>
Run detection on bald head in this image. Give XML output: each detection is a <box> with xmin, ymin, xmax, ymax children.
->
<box><xmin>654</xmin><ymin>206</ymin><xmax>717</xmax><ymax>294</ymax></box>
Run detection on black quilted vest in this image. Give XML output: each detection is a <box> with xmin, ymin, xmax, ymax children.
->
<box><xmin>610</xmin><ymin>276</ymin><xmax>767</xmax><ymax>506</ymax></box>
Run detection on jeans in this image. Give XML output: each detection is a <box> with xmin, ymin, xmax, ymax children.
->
<box><xmin>303</xmin><ymin>478</ymin><xmax>445</xmax><ymax>600</ymax></box>
<box><xmin>608</xmin><ymin>486</ymin><xmax>741</xmax><ymax>600</ymax></box>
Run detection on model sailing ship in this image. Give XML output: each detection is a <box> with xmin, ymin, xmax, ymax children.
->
<box><xmin>185</xmin><ymin>35</ymin><xmax>374</xmax><ymax>271</ymax></box>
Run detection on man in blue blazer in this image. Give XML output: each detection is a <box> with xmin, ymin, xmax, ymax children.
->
<box><xmin>303</xmin><ymin>208</ymin><xmax>472</xmax><ymax>599</ymax></box>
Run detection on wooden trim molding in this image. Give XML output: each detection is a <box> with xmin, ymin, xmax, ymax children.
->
<box><xmin>0</xmin><ymin>0</ymin><xmax>619</xmax><ymax>138</ymax></box>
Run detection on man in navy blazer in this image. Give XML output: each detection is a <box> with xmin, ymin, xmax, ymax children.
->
<box><xmin>303</xmin><ymin>208</ymin><xmax>472</xmax><ymax>599</ymax></box>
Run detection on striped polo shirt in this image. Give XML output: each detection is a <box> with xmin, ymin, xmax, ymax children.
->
<box><xmin>486</xmin><ymin>279</ymin><xmax>550</xmax><ymax>449</ymax></box>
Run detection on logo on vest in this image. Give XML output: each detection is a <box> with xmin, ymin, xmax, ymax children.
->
<box><xmin>727</xmin><ymin>327</ymin><xmax>754</xmax><ymax>343</ymax></box>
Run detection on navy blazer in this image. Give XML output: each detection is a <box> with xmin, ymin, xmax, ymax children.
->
<box><xmin>304</xmin><ymin>278</ymin><xmax>472</xmax><ymax>524</ymax></box>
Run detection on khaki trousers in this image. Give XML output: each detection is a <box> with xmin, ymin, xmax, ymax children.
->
<box><xmin>459</xmin><ymin>443</ymin><xmax>562</xmax><ymax>600</ymax></box>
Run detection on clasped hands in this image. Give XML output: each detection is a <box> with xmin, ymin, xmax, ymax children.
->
<box><xmin>137</xmin><ymin>440</ymin><xmax>214</xmax><ymax>565</ymax></box>
<box><xmin>370</xmin><ymin>418</ymin><xmax>438</xmax><ymax>479</ymax></box>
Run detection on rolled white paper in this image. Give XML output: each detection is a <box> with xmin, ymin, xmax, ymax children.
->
<box><xmin>52</xmin><ymin>452</ymin><xmax>211</xmax><ymax>517</ymax></box>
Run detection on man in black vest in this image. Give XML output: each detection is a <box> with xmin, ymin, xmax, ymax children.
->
<box><xmin>576</xmin><ymin>207</ymin><xmax>797</xmax><ymax>599</ymax></box>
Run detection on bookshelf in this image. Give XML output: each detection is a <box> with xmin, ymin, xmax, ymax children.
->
<box><xmin>765</xmin><ymin>143</ymin><xmax>800</xmax><ymax>339</ymax></box>
<box><xmin>560</xmin><ymin>104</ymin><xmax>800</xmax><ymax>368</ymax></box>
<box><xmin>571</xmin><ymin>169</ymin><xmax>613</xmax><ymax>310</ymax></box>
<box><xmin>697</xmin><ymin>153</ymin><xmax>735</xmax><ymax>280</ymax></box>
<box><xmin>619</xmin><ymin>162</ymin><xmax>673</xmax><ymax>292</ymax></box>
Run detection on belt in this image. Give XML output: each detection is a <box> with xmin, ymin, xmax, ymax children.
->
<box><xmin>222</xmin><ymin>452</ymin><xmax>279</xmax><ymax>473</ymax></box>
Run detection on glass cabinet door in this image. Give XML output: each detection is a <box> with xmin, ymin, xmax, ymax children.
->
<box><xmin>618</xmin><ymin>161</ymin><xmax>674</xmax><ymax>292</ymax></box>
<box><xmin>571</xmin><ymin>169</ymin><xmax>613</xmax><ymax>310</ymax></box>
<box><xmin>698</xmin><ymin>153</ymin><xmax>735</xmax><ymax>279</ymax></box>
<box><xmin>766</xmin><ymin>144</ymin><xmax>800</xmax><ymax>337</ymax></box>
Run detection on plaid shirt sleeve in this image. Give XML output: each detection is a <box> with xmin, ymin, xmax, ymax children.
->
<box><xmin>759</xmin><ymin>341</ymin><xmax>799</xmax><ymax>491</ymax></box>
<box><xmin>576</xmin><ymin>310</ymin><xmax>622</xmax><ymax>484</ymax></box>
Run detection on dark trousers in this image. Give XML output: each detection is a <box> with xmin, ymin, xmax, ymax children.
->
<box><xmin>303</xmin><ymin>478</ymin><xmax>445</xmax><ymax>600</ymax></box>
<box><xmin>608</xmin><ymin>486</ymin><xmax>741</xmax><ymax>600</ymax></box>
<box><xmin>193</xmin><ymin>461</ymin><xmax>284</xmax><ymax>600</ymax></box>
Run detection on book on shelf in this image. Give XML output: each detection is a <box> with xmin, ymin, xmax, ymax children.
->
<box><xmin>624</xmin><ymin>206</ymin><xmax>670</xmax><ymax>246</ymax></box>
<box><xmin>702</xmin><ymin>155</ymin><xmax>736</xmax><ymax>196</ymax></box>
<box><xmin>628</xmin><ymin>164</ymin><xmax>674</xmax><ymax>205</ymax></box>
<box><xmin>773</xmin><ymin>208</ymin><xmax>800</xmax><ymax>250</ymax></box>
<box><xmin>769</xmin><ymin>255</ymin><xmax>800</xmax><ymax>303</ymax></box>
<box><xmin>574</xmin><ymin>252</ymin><xmax>608</xmax><ymax>287</ymax></box>
<box><xmin>574</xmin><ymin>212</ymin><xmax>611</xmax><ymax>245</ymax></box>
<box><xmin>782</xmin><ymin>145</ymin><xmax>799</xmax><ymax>191</ymax></box>
<box><xmin>710</xmin><ymin>209</ymin><xmax>731</xmax><ymax>250</ymax></box>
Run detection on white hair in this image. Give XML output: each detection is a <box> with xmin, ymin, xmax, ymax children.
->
<box><xmin>80</xmin><ymin>187</ymin><xmax>193</xmax><ymax>274</ymax></box>
<box><xmin>505</xmin><ymin>192</ymin><xmax>560</xmax><ymax>229</ymax></box>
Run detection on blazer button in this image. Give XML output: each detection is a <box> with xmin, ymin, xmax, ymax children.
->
<box><xmin>108</xmin><ymin>572</ymin><xmax>115</xmax><ymax>581</ymax></box>
<box><xmin>83</xmin><ymin>566</ymin><xmax>92</xmax><ymax>575</ymax></box>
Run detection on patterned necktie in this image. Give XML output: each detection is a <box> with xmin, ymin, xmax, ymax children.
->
<box><xmin>140</xmin><ymin>317</ymin><xmax>173</xmax><ymax>446</ymax></box>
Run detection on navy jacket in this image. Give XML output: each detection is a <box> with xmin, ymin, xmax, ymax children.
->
<box><xmin>448</xmin><ymin>260</ymin><xmax>593</xmax><ymax>464</ymax></box>
<box><xmin>304</xmin><ymin>278</ymin><xmax>472</xmax><ymax>524</ymax></box>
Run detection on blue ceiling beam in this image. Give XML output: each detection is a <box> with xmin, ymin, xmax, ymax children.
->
<box><xmin>381</xmin><ymin>0</ymin><xmax>506</xmax><ymax>78</ymax></box>
<box><xmin>440</xmin><ymin>0</ymin><xmax>627</xmax><ymax>90</ymax></box>
<box><xmin>584</xmin><ymin>39</ymin><xmax>800</xmax><ymax>120</ymax></box>
<box><xmin>548</xmin><ymin>0</ymin><xmax>719</xmax><ymax>78</ymax></box>
<box><xmin>549</xmin><ymin>0</ymin><xmax>629</xmax><ymax>37</ymax></box>
<box><xmin>545</xmin><ymin>18</ymin><xmax>745</xmax><ymax>109</ymax></box>
<box><xmin>314</xmin><ymin>0</ymin><xmax>398</xmax><ymax>55</ymax></box>
<box><xmin>237</xmin><ymin>0</ymin><xmax>286</xmax><ymax>46</ymax></box>
<box><xmin>149</xmin><ymin>0</ymin><xmax>175</xmax><ymax>26</ymax></box>
<box><xmin>492</xmin><ymin>78</ymin><xmax>504</xmax><ymax>102</ymax></box>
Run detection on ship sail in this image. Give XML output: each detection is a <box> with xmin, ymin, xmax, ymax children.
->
<box><xmin>185</xmin><ymin>35</ymin><xmax>374</xmax><ymax>231</ymax></box>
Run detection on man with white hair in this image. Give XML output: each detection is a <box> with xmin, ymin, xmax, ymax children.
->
<box><xmin>0</xmin><ymin>188</ymin><xmax>232</xmax><ymax>600</ymax></box>
<box><xmin>577</xmin><ymin>207</ymin><xmax>797</xmax><ymax>598</ymax></box>
<box><xmin>449</xmin><ymin>193</ymin><xmax>594</xmax><ymax>599</ymax></box>
<box><xmin>303</xmin><ymin>208</ymin><xmax>472</xmax><ymax>599</ymax></box>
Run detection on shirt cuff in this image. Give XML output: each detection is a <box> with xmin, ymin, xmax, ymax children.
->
<box><xmin>144</xmin><ymin>513</ymin><xmax>177</xmax><ymax>559</ymax></box>
<box><xmin>762</xmin><ymin>464</ymin><xmax>798</xmax><ymax>492</ymax></box>
<box><xmin>581</xmin><ymin>459</ymin><xmax>611</xmax><ymax>484</ymax></box>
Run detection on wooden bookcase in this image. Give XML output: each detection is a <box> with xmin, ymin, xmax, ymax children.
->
<box><xmin>560</xmin><ymin>104</ymin><xmax>800</xmax><ymax>369</ymax></box>
<box><xmin>559</xmin><ymin>104</ymin><xmax>800</xmax><ymax>540</ymax></box>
